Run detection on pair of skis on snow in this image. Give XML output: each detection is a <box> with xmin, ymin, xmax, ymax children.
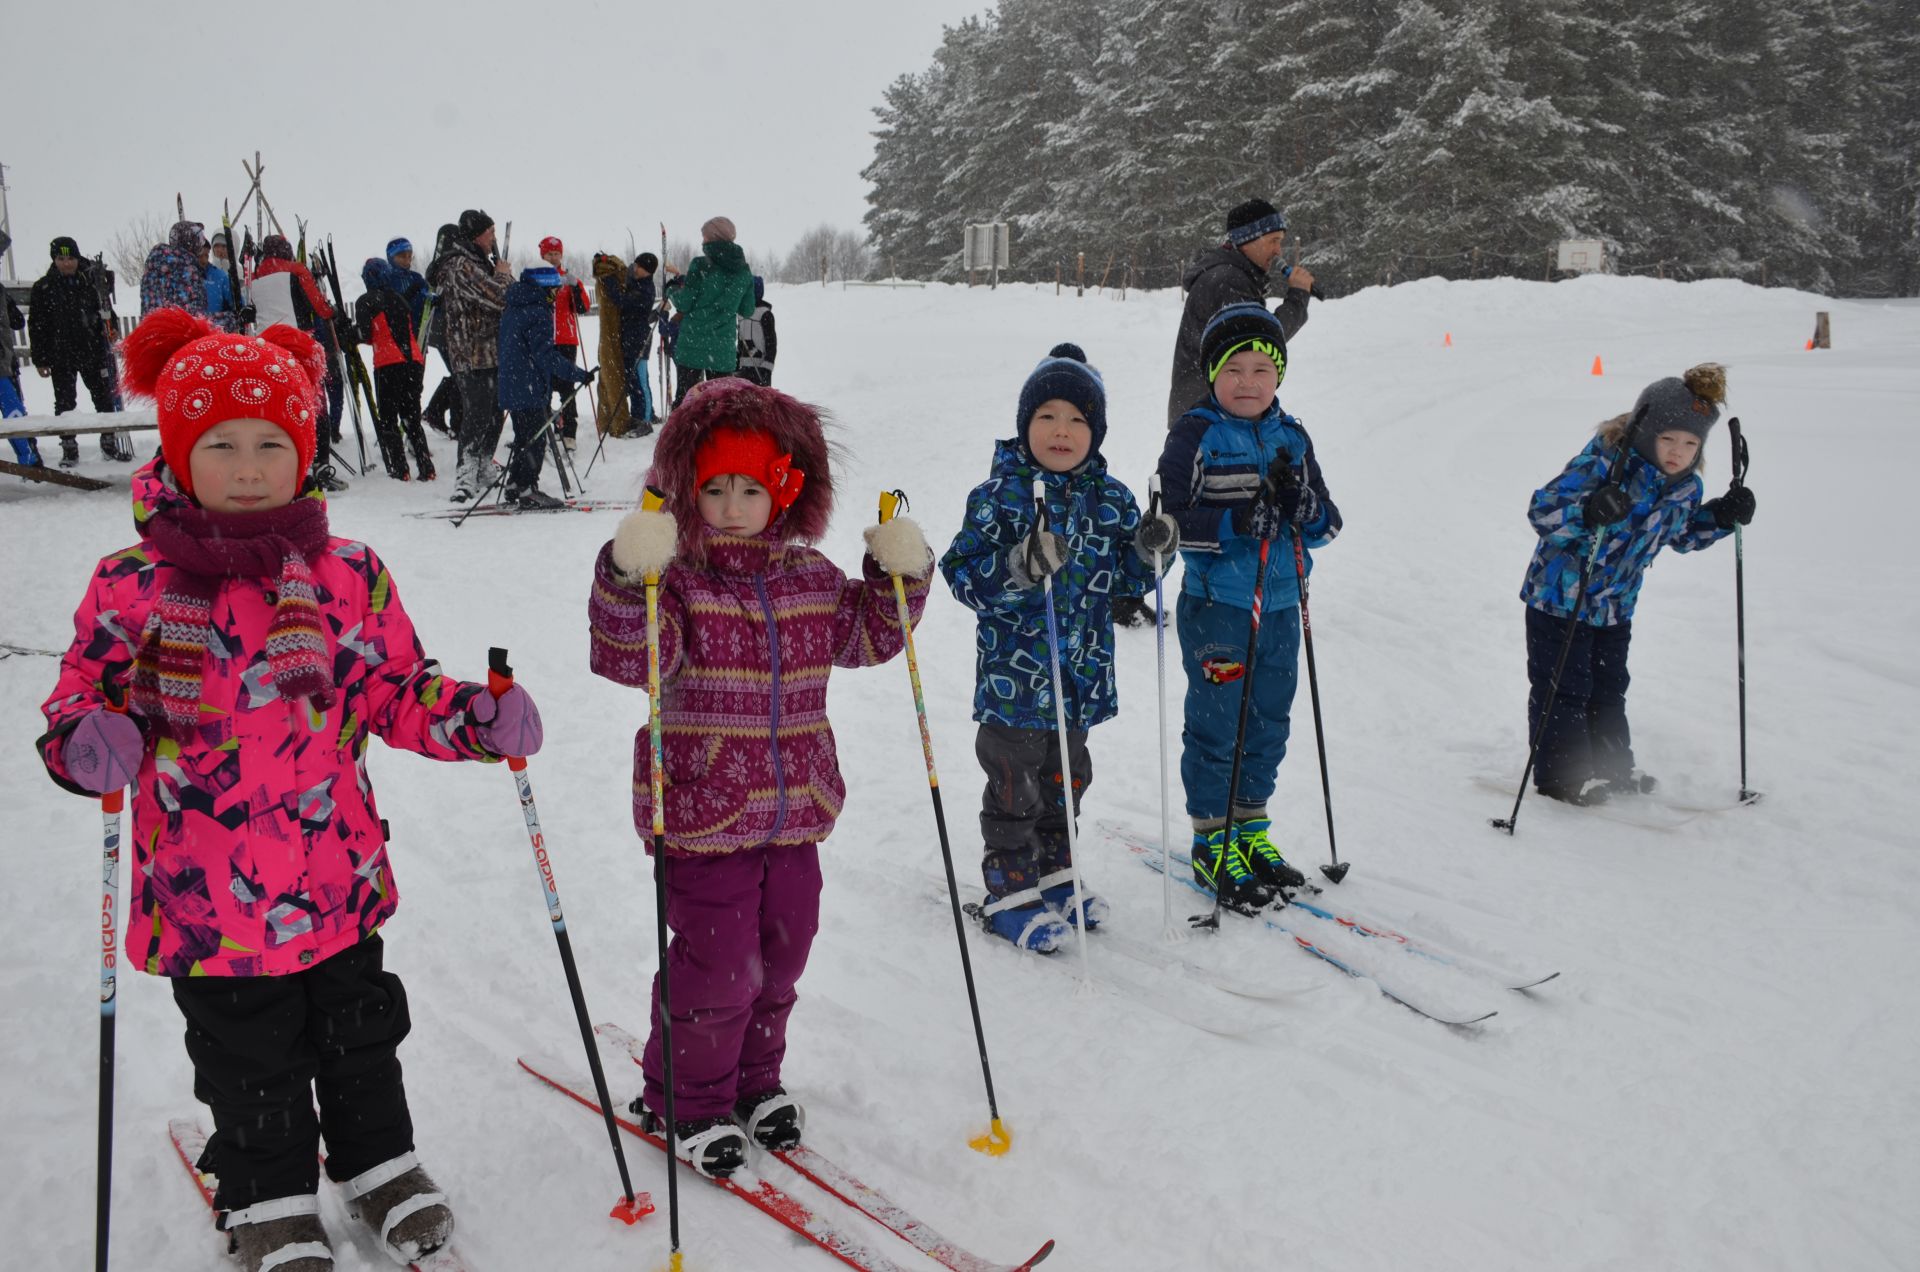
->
<box><xmin>519</xmin><ymin>1023</ymin><xmax>1054</xmax><ymax>1272</ymax></box>
<box><xmin>959</xmin><ymin>820</ymin><xmax>1559</xmax><ymax>1030</ymax></box>
<box><xmin>406</xmin><ymin>497</ymin><xmax>639</xmax><ymax>520</ymax></box>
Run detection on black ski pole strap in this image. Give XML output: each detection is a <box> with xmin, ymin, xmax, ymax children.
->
<box><xmin>1728</xmin><ymin>416</ymin><xmax>1749</xmax><ymax>487</ymax></box>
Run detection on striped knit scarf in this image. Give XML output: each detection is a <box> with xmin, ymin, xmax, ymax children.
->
<box><xmin>134</xmin><ymin>496</ymin><xmax>335</xmax><ymax>740</ymax></box>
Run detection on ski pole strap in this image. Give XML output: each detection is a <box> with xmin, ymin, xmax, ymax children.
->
<box><xmin>878</xmin><ymin>488</ymin><xmax>907</xmax><ymax>525</ymax></box>
<box><xmin>1729</xmin><ymin>416</ymin><xmax>1748</xmax><ymax>486</ymax></box>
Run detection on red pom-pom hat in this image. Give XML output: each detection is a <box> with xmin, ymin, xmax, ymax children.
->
<box><xmin>118</xmin><ymin>308</ymin><xmax>327</xmax><ymax>497</ymax></box>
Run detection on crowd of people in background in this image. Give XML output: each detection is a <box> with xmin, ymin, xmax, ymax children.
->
<box><xmin>3</xmin><ymin>211</ymin><xmax>781</xmax><ymax>510</ymax></box>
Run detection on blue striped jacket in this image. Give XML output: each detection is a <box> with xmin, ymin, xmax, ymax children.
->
<box><xmin>1156</xmin><ymin>400</ymin><xmax>1340</xmax><ymax>612</ymax></box>
<box><xmin>1520</xmin><ymin>437</ymin><xmax>1729</xmax><ymax>626</ymax></box>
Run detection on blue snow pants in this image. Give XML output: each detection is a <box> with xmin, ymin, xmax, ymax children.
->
<box><xmin>1525</xmin><ymin>605</ymin><xmax>1635</xmax><ymax>793</ymax></box>
<box><xmin>1177</xmin><ymin>591</ymin><xmax>1300</xmax><ymax>822</ymax></box>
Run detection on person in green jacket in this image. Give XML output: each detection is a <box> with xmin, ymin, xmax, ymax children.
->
<box><xmin>668</xmin><ymin>216</ymin><xmax>758</xmax><ymax>407</ymax></box>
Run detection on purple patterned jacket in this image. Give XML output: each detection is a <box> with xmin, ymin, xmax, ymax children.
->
<box><xmin>588</xmin><ymin>526</ymin><xmax>928</xmax><ymax>856</ymax></box>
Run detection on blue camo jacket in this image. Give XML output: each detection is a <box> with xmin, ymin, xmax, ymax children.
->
<box><xmin>1156</xmin><ymin>399</ymin><xmax>1341</xmax><ymax>612</ymax></box>
<box><xmin>1520</xmin><ymin>436</ymin><xmax>1730</xmax><ymax>626</ymax></box>
<box><xmin>941</xmin><ymin>439</ymin><xmax>1156</xmax><ymax>731</ymax></box>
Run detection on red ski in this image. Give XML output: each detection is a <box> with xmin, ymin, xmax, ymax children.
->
<box><xmin>593</xmin><ymin>1021</ymin><xmax>1054</xmax><ymax>1272</ymax></box>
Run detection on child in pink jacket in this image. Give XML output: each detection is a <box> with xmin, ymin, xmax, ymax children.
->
<box><xmin>587</xmin><ymin>378</ymin><xmax>931</xmax><ymax>1178</ymax></box>
<box><xmin>36</xmin><ymin>309</ymin><xmax>544</xmax><ymax>1272</ymax></box>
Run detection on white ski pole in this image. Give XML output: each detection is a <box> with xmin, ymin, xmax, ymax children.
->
<box><xmin>1032</xmin><ymin>477</ymin><xmax>1092</xmax><ymax>982</ymax></box>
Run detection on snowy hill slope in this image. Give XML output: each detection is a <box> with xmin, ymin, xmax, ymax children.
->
<box><xmin>3</xmin><ymin>276</ymin><xmax>1916</xmax><ymax>1270</ymax></box>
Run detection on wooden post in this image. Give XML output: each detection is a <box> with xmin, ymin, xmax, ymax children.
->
<box><xmin>1471</xmin><ymin>246</ymin><xmax>1481</xmax><ymax>279</ymax></box>
<box><xmin>821</xmin><ymin>251</ymin><xmax>828</xmax><ymax>287</ymax></box>
<box><xmin>1813</xmin><ymin>311</ymin><xmax>1831</xmax><ymax>348</ymax></box>
<box><xmin>1121</xmin><ymin>255</ymin><xmax>1134</xmax><ymax>301</ymax></box>
<box><xmin>1096</xmin><ymin>253</ymin><xmax>1115</xmax><ymax>294</ymax></box>
<box><xmin>1055</xmin><ymin>263</ymin><xmax>1061</xmax><ymax>296</ymax></box>
<box><xmin>1076</xmin><ymin>252</ymin><xmax>1085</xmax><ymax>298</ymax></box>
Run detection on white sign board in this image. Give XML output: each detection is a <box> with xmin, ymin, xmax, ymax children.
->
<box><xmin>963</xmin><ymin>222</ymin><xmax>1010</xmax><ymax>271</ymax></box>
<box><xmin>1557</xmin><ymin>239</ymin><xmax>1606</xmax><ymax>274</ymax></box>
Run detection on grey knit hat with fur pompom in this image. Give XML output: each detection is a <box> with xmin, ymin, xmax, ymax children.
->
<box><xmin>1630</xmin><ymin>363</ymin><xmax>1726</xmax><ymax>463</ymax></box>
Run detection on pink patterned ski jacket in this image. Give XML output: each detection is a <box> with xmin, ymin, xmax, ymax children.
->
<box><xmin>38</xmin><ymin>461</ymin><xmax>502</xmax><ymax>978</ymax></box>
<box><xmin>587</xmin><ymin>527</ymin><xmax>927</xmax><ymax>856</ymax></box>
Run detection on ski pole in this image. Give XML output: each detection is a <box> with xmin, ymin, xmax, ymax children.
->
<box><xmin>1031</xmin><ymin>478</ymin><xmax>1093</xmax><ymax>980</ymax></box>
<box><xmin>1492</xmin><ymin>406</ymin><xmax>1647</xmax><ymax>834</ymax></box>
<box><xmin>1147</xmin><ymin>476</ymin><xmax>1179</xmax><ymax>941</ymax></box>
<box><xmin>451</xmin><ymin>380</ymin><xmax>591</xmax><ymax>528</ymax></box>
<box><xmin>485</xmin><ymin>648</ymin><xmax>650</xmax><ymax>1227</ymax></box>
<box><xmin>1290</xmin><ymin>526</ymin><xmax>1349</xmax><ymax>883</ymax></box>
<box><xmin>1728</xmin><ymin>417</ymin><xmax>1757</xmax><ymax>803</ymax></box>
<box><xmin>1193</xmin><ymin>534</ymin><xmax>1272</xmax><ymax>931</ymax></box>
<box><xmin>638</xmin><ymin>487</ymin><xmax>686</xmax><ymax>1267</ymax></box>
<box><xmin>95</xmin><ymin>684</ymin><xmax>129</xmax><ymax>1272</ymax></box>
<box><xmin>878</xmin><ymin>491</ymin><xmax>1012</xmax><ymax>1157</ymax></box>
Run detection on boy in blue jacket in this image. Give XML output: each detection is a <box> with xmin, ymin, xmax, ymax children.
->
<box><xmin>942</xmin><ymin>344</ymin><xmax>1179</xmax><ymax>950</ymax></box>
<box><xmin>1156</xmin><ymin>304</ymin><xmax>1340</xmax><ymax>912</ymax></box>
<box><xmin>1520</xmin><ymin>363</ymin><xmax>1755</xmax><ymax>803</ymax></box>
<box><xmin>496</xmin><ymin>266</ymin><xmax>591</xmax><ymax>509</ymax></box>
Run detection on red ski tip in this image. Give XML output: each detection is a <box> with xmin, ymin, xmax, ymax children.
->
<box><xmin>610</xmin><ymin>1192</ymin><xmax>656</xmax><ymax>1224</ymax></box>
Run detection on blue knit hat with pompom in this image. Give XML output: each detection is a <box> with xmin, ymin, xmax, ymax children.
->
<box><xmin>1017</xmin><ymin>342</ymin><xmax>1107</xmax><ymax>459</ymax></box>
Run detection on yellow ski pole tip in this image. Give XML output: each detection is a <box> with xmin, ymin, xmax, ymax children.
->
<box><xmin>968</xmin><ymin>1118</ymin><xmax>1013</xmax><ymax>1156</ymax></box>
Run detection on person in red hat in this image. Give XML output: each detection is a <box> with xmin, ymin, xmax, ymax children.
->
<box><xmin>539</xmin><ymin>236</ymin><xmax>593</xmax><ymax>450</ymax></box>
<box><xmin>587</xmin><ymin>379</ymin><xmax>932</xmax><ymax>1179</ymax></box>
<box><xmin>36</xmin><ymin>307</ymin><xmax>547</xmax><ymax>1272</ymax></box>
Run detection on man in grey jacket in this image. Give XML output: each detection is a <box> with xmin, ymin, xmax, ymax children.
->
<box><xmin>1165</xmin><ymin>198</ymin><xmax>1315</xmax><ymax>426</ymax></box>
<box><xmin>434</xmin><ymin>209</ymin><xmax>512</xmax><ymax>501</ymax></box>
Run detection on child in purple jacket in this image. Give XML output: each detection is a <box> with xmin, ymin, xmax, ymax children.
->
<box><xmin>587</xmin><ymin>378</ymin><xmax>931</xmax><ymax>1178</ymax></box>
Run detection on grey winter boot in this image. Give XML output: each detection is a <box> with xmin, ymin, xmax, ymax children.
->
<box><xmin>225</xmin><ymin>1194</ymin><xmax>333</xmax><ymax>1272</ymax></box>
<box><xmin>343</xmin><ymin>1153</ymin><xmax>453</xmax><ymax>1264</ymax></box>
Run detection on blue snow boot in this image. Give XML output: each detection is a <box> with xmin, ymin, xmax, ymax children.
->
<box><xmin>981</xmin><ymin>848</ymin><xmax>1071</xmax><ymax>952</ymax></box>
<box><xmin>1035</xmin><ymin>830</ymin><xmax>1108</xmax><ymax>929</ymax></box>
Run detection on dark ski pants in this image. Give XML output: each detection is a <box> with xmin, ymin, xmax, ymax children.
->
<box><xmin>50</xmin><ymin>359</ymin><xmax>119</xmax><ymax>453</ymax></box>
<box><xmin>506</xmin><ymin>407</ymin><xmax>553</xmax><ymax>494</ymax></box>
<box><xmin>975</xmin><ymin>722</ymin><xmax>1089</xmax><ymax>897</ymax></box>
<box><xmin>672</xmin><ymin>364</ymin><xmax>735</xmax><ymax>409</ymax></box>
<box><xmin>455</xmin><ymin>369</ymin><xmax>503</xmax><ymax>472</ymax></box>
<box><xmin>1525</xmin><ymin>606</ymin><xmax>1634</xmax><ymax>793</ymax></box>
<box><xmin>551</xmin><ymin>343</ymin><xmax>582</xmax><ymax>440</ymax></box>
<box><xmin>424</xmin><ymin>353</ymin><xmax>463</xmax><ymax>439</ymax></box>
<box><xmin>1177</xmin><ymin>592</ymin><xmax>1300</xmax><ymax>825</ymax></box>
<box><xmin>641</xmin><ymin>844</ymin><xmax>822</xmax><ymax>1121</ymax></box>
<box><xmin>373</xmin><ymin>361</ymin><xmax>431</xmax><ymax>477</ymax></box>
<box><xmin>172</xmin><ymin>936</ymin><xmax>415</xmax><ymax>1212</ymax></box>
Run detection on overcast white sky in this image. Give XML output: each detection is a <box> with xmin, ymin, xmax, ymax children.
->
<box><xmin>3</xmin><ymin>0</ymin><xmax>978</xmax><ymax>279</ymax></box>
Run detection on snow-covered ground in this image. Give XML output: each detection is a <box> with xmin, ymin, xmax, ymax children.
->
<box><xmin>4</xmin><ymin>276</ymin><xmax>1916</xmax><ymax>1270</ymax></box>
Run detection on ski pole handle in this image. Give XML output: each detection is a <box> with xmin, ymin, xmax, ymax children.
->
<box><xmin>641</xmin><ymin>486</ymin><xmax>667</xmax><ymax>582</ymax></box>
<box><xmin>1728</xmin><ymin>416</ymin><xmax>1748</xmax><ymax>487</ymax></box>
<box><xmin>1147</xmin><ymin>472</ymin><xmax>1162</xmax><ymax>522</ymax></box>
<box><xmin>485</xmin><ymin>647</ymin><xmax>527</xmax><ymax>774</ymax></box>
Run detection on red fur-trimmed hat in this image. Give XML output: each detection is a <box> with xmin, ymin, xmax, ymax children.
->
<box><xmin>694</xmin><ymin>425</ymin><xmax>806</xmax><ymax>513</ymax></box>
<box><xmin>119</xmin><ymin>308</ymin><xmax>327</xmax><ymax>498</ymax></box>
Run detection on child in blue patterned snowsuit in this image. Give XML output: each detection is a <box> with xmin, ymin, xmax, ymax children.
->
<box><xmin>941</xmin><ymin>344</ymin><xmax>1177</xmax><ymax>951</ymax></box>
<box><xmin>1156</xmin><ymin>304</ymin><xmax>1340</xmax><ymax>911</ymax></box>
<box><xmin>1520</xmin><ymin>363</ymin><xmax>1756</xmax><ymax>803</ymax></box>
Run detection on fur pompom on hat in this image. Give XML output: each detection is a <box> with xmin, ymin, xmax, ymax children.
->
<box><xmin>1017</xmin><ymin>342</ymin><xmax>1107</xmax><ymax>458</ymax></box>
<box><xmin>1628</xmin><ymin>362</ymin><xmax>1727</xmax><ymax>465</ymax></box>
<box><xmin>120</xmin><ymin>308</ymin><xmax>326</xmax><ymax>498</ymax></box>
<box><xmin>647</xmin><ymin>378</ymin><xmax>834</xmax><ymax>561</ymax></box>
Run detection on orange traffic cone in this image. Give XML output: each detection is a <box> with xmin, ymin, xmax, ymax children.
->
<box><xmin>1444</xmin><ymin>332</ymin><xmax>1453</xmax><ymax>347</ymax></box>
<box><xmin>1590</xmin><ymin>355</ymin><xmax>1604</xmax><ymax>376</ymax></box>
<box><xmin>1805</xmin><ymin>338</ymin><xmax>1815</xmax><ymax>350</ymax></box>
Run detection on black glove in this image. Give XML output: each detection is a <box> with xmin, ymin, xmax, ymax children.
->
<box><xmin>1583</xmin><ymin>483</ymin><xmax>1632</xmax><ymax>526</ymax></box>
<box><xmin>1134</xmin><ymin>512</ymin><xmax>1178</xmax><ymax>561</ymax></box>
<box><xmin>583</xmin><ymin>365</ymin><xmax>600</xmax><ymax>383</ymax></box>
<box><xmin>334</xmin><ymin>314</ymin><xmax>357</xmax><ymax>347</ymax></box>
<box><xmin>237</xmin><ymin>304</ymin><xmax>257</xmax><ymax>329</ymax></box>
<box><xmin>1266</xmin><ymin>460</ymin><xmax>1320</xmax><ymax>527</ymax></box>
<box><xmin>1705</xmin><ymin>484</ymin><xmax>1756</xmax><ymax>530</ymax></box>
<box><xmin>1009</xmin><ymin>521</ymin><xmax>1068</xmax><ymax>588</ymax></box>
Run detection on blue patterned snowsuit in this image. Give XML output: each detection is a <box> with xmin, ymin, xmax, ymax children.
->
<box><xmin>1519</xmin><ymin>436</ymin><xmax>1732</xmax><ymax>792</ymax></box>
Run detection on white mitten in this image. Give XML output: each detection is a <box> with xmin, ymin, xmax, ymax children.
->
<box><xmin>611</xmin><ymin>508</ymin><xmax>679</xmax><ymax>583</ymax></box>
<box><xmin>863</xmin><ymin>515</ymin><xmax>932</xmax><ymax>579</ymax></box>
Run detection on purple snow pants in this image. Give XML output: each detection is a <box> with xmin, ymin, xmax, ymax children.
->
<box><xmin>641</xmin><ymin>843</ymin><xmax>823</xmax><ymax>1121</ymax></box>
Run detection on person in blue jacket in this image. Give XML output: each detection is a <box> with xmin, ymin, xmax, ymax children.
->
<box><xmin>941</xmin><ymin>343</ymin><xmax>1177</xmax><ymax>951</ymax></box>
<box><xmin>1519</xmin><ymin>363</ymin><xmax>1756</xmax><ymax>804</ymax></box>
<box><xmin>1155</xmin><ymin>303</ymin><xmax>1340</xmax><ymax>912</ymax></box>
<box><xmin>496</xmin><ymin>266</ymin><xmax>591</xmax><ymax>509</ymax></box>
<box><xmin>385</xmin><ymin>237</ymin><xmax>429</xmax><ymax>332</ymax></box>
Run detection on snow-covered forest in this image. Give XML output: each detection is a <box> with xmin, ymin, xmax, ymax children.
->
<box><xmin>862</xmin><ymin>0</ymin><xmax>1920</xmax><ymax>293</ymax></box>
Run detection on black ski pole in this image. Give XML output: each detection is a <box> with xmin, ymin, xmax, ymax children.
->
<box><xmin>877</xmin><ymin>491</ymin><xmax>1013</xmax><ymax>1154</ymax></box>
<box><xmin>1290</xmin><ymin>528</ymin><xmax>1348</xmax><ymax>883</ymax></box>
<box><xmin>1728</xmin><ymin>417</ymin><xmax>1757</xmax><ymax>803</ymax></box>
<box><xmin>1492</xmin><ymin>406</ymin><xmax>1646</xmax><ymax>834</ymax></box>
<box><xmin>635</xmin><ymin>488</ymin><xmax>686</xmax><ymax>1261</ymax></box>
<box><xmin>316</xmin><ymin>239</ymin><xmax>377</xmax><ymax>475</ymax></box>
<box><xmin>451</xmin><ymin>380</ymin><xmax>591</xmax><ymax>528</ymax></box>
<box><xmin>486</xmin><ymin>649</ymin><xmax>650</xmax><ymax>1225</ymax></box>
<box><xmin>95</xmin><ymin>682</ymin><xmax>130</xmax><ymax>1272</ymax></box>
<box><xmin>1193</xmin><ymin>531</ymin><xmax>1273</xmax><ymax>932</ymax></box>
